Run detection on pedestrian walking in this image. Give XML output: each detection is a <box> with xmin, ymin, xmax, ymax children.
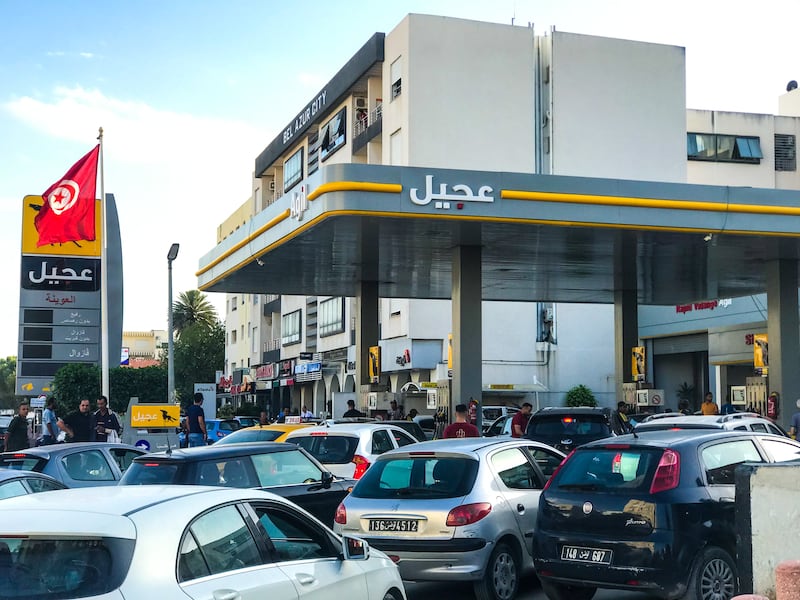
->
<box><xmin>94</xmin><ymin>395</ymin><xmax>121</xmax><ymax>442</ymax></box>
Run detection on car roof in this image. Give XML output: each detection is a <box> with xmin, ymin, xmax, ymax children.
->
<box><xmin>634</xmin><ymin>414</ymin><xmax>774</xmax><ymax>429</ymax></box>
<box><xmin>0</xmin><ymin>486</ymin><xmax>288</xmax><ymax>534</ymax></box>
<box><xmin>378</xmin><ymin>437</ymin><xmax>564</xmax><ymax>457</ymax></box>
<box><xmin>286</xmin><ymin>423</ymin><xmax>413</xmax><ymax>436</ymax></box>
<box><xmin>533</xmin><ymin>406</ymin><xmax>610</xmax><ymax>415</ymax></box>
<box><xmin>581</xmin><ymin>428</ymin><xmax>786</xmax><ymax>449</ymax></box>
<box><xmin>134</xmin><ymin>441</ymin><xmax>297</xmax><ymax>462</ymax></box>
<box><xmin>237</xmin><ymin>423</ymin><xmax>313</xmax><ymax>433</ymax></box>
<box><xmin>0</xmin><ymin>442</ymin><xmax>142</xmax><ymax>458</ymax></box>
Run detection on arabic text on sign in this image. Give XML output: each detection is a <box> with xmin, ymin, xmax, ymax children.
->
<box><xmin>410</xmin><ymin>175</ymin><xmax>494</xmax><ymax>209</ymax></box>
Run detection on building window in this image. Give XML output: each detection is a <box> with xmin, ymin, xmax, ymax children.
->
<box><xmin>283</xmin><ymin>147</ymin><xmax>304</xmax><ymax>192</ymax></box>
<box><xmin>230</xmin><ymin>296</ymin><xmax>237</xmax><ymax>311</ymax></box>
<box><xmin>390</xmin><ymin>57</ymin><xmax>402</xmax><ymax>100</ymax></box>
<box><xmin>319</xmin><ymin>297</ymin><xmax>345</xmax><ymax>337</ymax></box>
<box><xmin>775</xmin><ymin>134</ymin><xmax>797</xmax><ymax>171</ymax></box>
<box><xmin>254</xmin><ymin>294</ymin><xmax>259</xmax><ymax>305</ymax></box>
<box><xmin>252</xmin><ymin>327</ymin><xmax>258</xmax><ymax>353</ymax></box>
<box><xmin>319</xmin><ymin>107</ymin><xmax>347</xmax><ymax>162</ymax></box>
<box><xmin>231</xmin><ymin>330</ymin><xmax>237</xmax><ymax>344</ymax></box>
<box><xmin>282</xmin><ymin>310</ymin><xmax>302</xmax><ymax>346</ymax></box>
<box><xmin>687</xmin><ymin>133</ymin><xmax>763</xmax><ymax>163</ymax></box>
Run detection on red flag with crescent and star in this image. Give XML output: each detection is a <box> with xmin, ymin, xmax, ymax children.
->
<box><xmin>35</xmin><ymin>144</ymin><xmax>100</xmax><ymax>246</ymax></box>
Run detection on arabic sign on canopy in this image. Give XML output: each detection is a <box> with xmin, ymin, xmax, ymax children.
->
<box><xmin>129</xmin><ymin>404</ymin><xmax>181</xmax><ymax>429</ymax></box>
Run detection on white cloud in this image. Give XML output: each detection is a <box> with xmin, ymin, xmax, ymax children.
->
<box><xmin>4</xmin><ymin>86</ymin><xmax>273</xmax><ymax>336</ymax></box>
<box><xmin>79</xmin><ymin>52</ymin><xmax>95</xmax><ymax>59</ymax></box>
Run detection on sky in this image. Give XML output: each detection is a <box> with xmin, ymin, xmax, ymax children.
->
<box><xmin>2</xmin><ymin>0</ymin><xmax>800</xmax><ymax>358</ymax></box>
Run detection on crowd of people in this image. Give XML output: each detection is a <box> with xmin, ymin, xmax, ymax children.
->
<box><xmin>3</xmin><ymin>395</ymin><xmax>122</xmax><ymax>452</ymax></box>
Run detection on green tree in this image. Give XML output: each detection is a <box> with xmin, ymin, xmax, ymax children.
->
<box><xmin>52</xmin><ymin>363</ymin><xmax>168</xmax><ymax>415</ymax></box>
<box><xmin>173</xmin><ymin>290</ymin><xmax>218</xmax><ymax>337</ymax></box>
<box><xmin>173</xmin><ymin>321</ymin><xmax>225</xmax><ymax>409</ymax></box>
<box><xmin>0</xmin><ymin>357</ymin><xmax>18</xmax><ymax>409</ymax></box>
<box><xmin>565</xmin><ymin>384</ymin><xmax>597</xmax><ymax>407</ymax></box>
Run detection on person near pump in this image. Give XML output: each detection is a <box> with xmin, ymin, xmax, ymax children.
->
<box><xmin>343</xmin><ymin>399</ymin><xmax>365</xmax><ymax>418</ymax></box>
<box><xmin>186</xmin><ymin>393</ymin><xmax>208</xmax><ymax>447</ymax></box>
<box><xmin>701</xmin><ymin>392</ymin><xmax>719</xmax><ymax>416</ymax></box>
<box><xmin>94</xmin><ymin>395</ymin><xmax>121</xmax><ymax>442</ymax></box>
<box><xmin>386</xmin><ymin>400</ymin><xmax>404</xmax><ymax>420</ymax></box>
<box><xmin>443</xmin><ymin>404</ymin><xmax>480</xmax><ymax>438</ymax></box>
<box><xmin>614</xmin><ymin>401</ymin><xmax>633</xmax><ymax>433</ymax></box>
<box><xmin>59</xmin><ymin>399</ymin><xmax>96</xmax><ymax>442</ymax></box>
<box><xmin>511</xmin><ymin>402</ymin><xmax>533</xmax><ymax>437</ymax></box>
<box><xmin>790</xmin><ymin>399</ymin><xmax>800</xmax><ymax>440</ymax></box>
<box><xmin>4</xmin><ymin>401</ymin><xmax>31</xmax><ymax>452</ymax></box>
<box><xmin>767</xmin><ymin>391</ymin><xmax>781</xmax><ymax>421</ymax></box>
<box><xmin>41</xmin><ymin>397</ymin><xmax>58</xmax><ymax>446</ymax></box>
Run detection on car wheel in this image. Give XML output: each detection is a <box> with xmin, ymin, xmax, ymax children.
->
<box><xmin>474</xmin><ymin>542</ymin><xmax>519</xmax><ymax>600</ymax></box>
<box><xmin>382</xmin><ymin>591</ymin><xmax>401</xmax><ymax>600</ymax></box>
<box><xmin>683</xmin><ymin>546</ymin><xmax>737</xmax><ymax>600</ymax></box>
<box><xmin>540</xmin><ymin>580</ymin><xmax>597</xmax><ymax>600</ymax></box>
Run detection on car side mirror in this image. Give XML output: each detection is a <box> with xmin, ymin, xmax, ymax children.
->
<box><xmin>342</xmin><ymin>535</ymin><xmax>370</xmax><ymax>561</ymax></box>
<box><xmin>321</xmin><ymin>471</ymin><xmax>334</xmax><ymax>488</ymax></box>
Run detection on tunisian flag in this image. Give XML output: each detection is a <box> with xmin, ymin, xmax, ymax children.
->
<box><xmin>35</xmin><ymin>144</ymin><xmax>100</xmax><ymax>246</ymax></box>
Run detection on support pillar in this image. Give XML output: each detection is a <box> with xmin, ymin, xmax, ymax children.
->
<box><xmin>356</xmin><ymin>281</ymin><xmax>380</xmax><ymax>396</ymax></box>
<box><xmin>766</xmin><ymin>258</ymin><xmax>800</xmax><ymax>431</ymax></box>
<box><xmin>614</xmin><ymin>232</ymin><xmax>639</xmax><ymax>403</ymax></box>
<box><xmin>452</xmin><ymin>245</ymin><xmax>483</xmax><ymax>429</ymax></box>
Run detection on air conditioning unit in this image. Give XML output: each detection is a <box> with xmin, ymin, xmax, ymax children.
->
<box><xmin>354</xmin><ymin>97</ymin><xmax>367</xmax><ymax>110</ymax></box>
<box><xmin>269</xmin><ymin>180</ymin><xmax>275</xmax><ymax>192</ymax></box>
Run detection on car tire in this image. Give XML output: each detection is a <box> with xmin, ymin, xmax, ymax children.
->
<box><xmin>474</xmin><ymin>542</ymin><xmax>519</xmax><ymax>600</ymax></box>
<box><xmin>540</xmin><ymin>579</ymin><xmax>597</xmax><ymax>600</ymax></box>
<box><xmin>682</xmin><ymin>546</ymin><xmax>737</xmax><ymax>600</ymax></box>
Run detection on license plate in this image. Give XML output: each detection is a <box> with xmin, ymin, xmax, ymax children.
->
<box><xmin>368</xmin><ymin>519</ymin><xmax>419</xmax><ymax>532</ymax></box>
<box><xmin>561</xmin><ymin>545</ymin><xmax>612</xmax><ymax>564</ymax></box>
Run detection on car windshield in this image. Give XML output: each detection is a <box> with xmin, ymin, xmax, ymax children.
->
<box><xmin>528</xmin><ymin>415</ymin><xmax>610</xmax><ymax>437</ymax></box>
<box><xmin>292</xmin><ymin>435</ymin><xmax>358</xmax><ymax>464</ymax></box>
<box><xmin>551</xmin><ymin>447</ymin><xmax>662</xmax><ymax>493</ymax></box>
<box><xmin>0</xmin><ymin>536</ymin><xmax>134</xmax><ymax>599</ymax></box>
<box><xmin>352</xmin><ymin>456</ymin><xmax>479</xmax><ymax>499</ymax></box>
<box><xmin>216</xmin><ymin>429</ymin><xmax>283</xmax><ymax>444</ymax></box>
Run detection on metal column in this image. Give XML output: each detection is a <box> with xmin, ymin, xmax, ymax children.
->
<box><xmin>452</xmin><ymin>245</ymin><xmax>483</xmax><ymax>429</ymax></box>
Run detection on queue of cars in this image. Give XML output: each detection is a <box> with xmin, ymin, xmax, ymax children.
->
<box><xmin>0</xmin><ymin>405</ymin><xmax>793</xmax><ymax>600</ymax></box>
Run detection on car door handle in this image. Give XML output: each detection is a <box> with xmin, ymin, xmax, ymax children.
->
<box><xmin>212</xmin><ymin>589</ymin><xmax>241</xmax><ymax>600</ymax></box>
<box><xmin>296</xmin><ymin>573</ymin><xmax>316</xmax><ymax>586</ymax></box>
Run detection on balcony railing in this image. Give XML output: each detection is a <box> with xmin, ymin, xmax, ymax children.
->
<box><xmin>354</xmin><ymin>102</ymin><xmax>383</xmax><ymax>137</ymax></box>
<box><xmin>263</xmin><ymin>338</ymin><xmax>281</xmax><ymax>352</ymax></box>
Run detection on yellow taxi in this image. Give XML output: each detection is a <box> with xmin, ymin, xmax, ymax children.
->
<box><xmin>213</xmin><ymin>421</ymin><xmax>316</xmax><ymax>445</ymax></box>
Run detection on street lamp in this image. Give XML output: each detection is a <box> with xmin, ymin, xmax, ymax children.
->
<box><xmin>167</xmin><ymin>243</ymin><xmax>180</xmax><ymax>403</ymax></box>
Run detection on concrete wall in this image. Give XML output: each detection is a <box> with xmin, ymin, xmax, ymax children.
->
<box><xmin>736</xmin><ymin>462</ymin><xmax>800</xmax><ymax>597</ymax></box>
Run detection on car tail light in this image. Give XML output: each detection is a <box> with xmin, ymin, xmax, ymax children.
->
<box><xmin>562</xmin><ymin>417</ymin><xmax>574</xmax><ymax>424</ymax></box>
<box><xmin>311</xmin><ymin>431</ymin><xmax>329</xmax><ymax>436</ymax></box>
<box><xmin>542</xmin><ymin>449</ymin><xmax>576</xmax><ymax>491</ymax></box>
<box><xmin>446</xmin><ymin>502</ymin><xmax>492</xmax><ymax>526</ymax></box>
<box><xmin>12</xmin><ymin>454</ymin><xmax>28</xmax><ymax>459</ymax></box>
<box><xmin>334</xmin><ymin>503</ymin><xmax>347</xmax><ymax>524</ymax></box>
<box><xmin>352</xmin><ymin>454</ymin><xmax>370</xmax><ymax>479</ymax></box>
<box><xmin>605</xmin><ymin>444</ymin><xmax>630</xmax><ymax>449</ymax></box>
<box><xmin>650</xmin><ymin>449</ymin><xmax>680</xmax><ymax>494</ymax></box>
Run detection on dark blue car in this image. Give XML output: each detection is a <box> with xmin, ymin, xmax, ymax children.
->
<box><xmin>533</xmin><ymin>430</ymin><xmax>800</xmax><ymax>600</ymax></box>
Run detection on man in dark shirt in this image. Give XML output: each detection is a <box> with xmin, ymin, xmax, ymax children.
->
<box><xmin>4</xmin><ymin>402</ymin><xmax>31</xmax><ymax>451</ymax></box>
<box><xmin>443</xmin><ymin>404</ymin><xmax>480</xmax><ymax>438</ymax></box>
<box><xmin>342</xmin><ymin>399</ymin><xmax>365</xmax><ymax>418</ymax></box>
<box><xmin>59</xmin><ymin>399</ymin><xmax>96</xmax><ymax>442</ymax></box>
<box><xmin>94</xmin><ymin>395</ymin><xmax>121</xmax><ymax>442</ymax></box>
<box><xmin>186</xmin><ymin>392</ymin><xmax>207</xmax><ymax>447</ymax></box>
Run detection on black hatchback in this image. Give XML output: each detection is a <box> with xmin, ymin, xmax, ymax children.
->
<box><xmin>533</xmin><ymin>430</ymin><xmax>800</xmax><ymax>600</ymax></box>
<box><xmin>524</xmin><ymin>407</ymin><xmax>622</xmax><ymax>453</ymax></box>
<box><xmin>119</xmin><ymin>442</ymin><xmax>355</xmax><ymax>527</ymax></box>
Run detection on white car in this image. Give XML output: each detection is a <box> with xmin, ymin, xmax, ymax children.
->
<box><xmin>0</xmin><ymin>485</ymin><xmax>407</xmax><ymax>600</ymax></box>
<box><xmin>285</xmin><ymin>423</ymin><xmax>420</xmax><ymax>479</ymax></box>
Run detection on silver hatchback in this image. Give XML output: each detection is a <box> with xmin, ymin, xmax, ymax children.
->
<box><xmin>333</xmin><ymin>438</ymin><xmax>565</xmax><ymax>600</ymax></box>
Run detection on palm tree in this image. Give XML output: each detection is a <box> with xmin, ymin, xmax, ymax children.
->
<box><xmin>172</xmin><ymin>290</ymin><xmax>218</xmax><ymax>337</ymax></box>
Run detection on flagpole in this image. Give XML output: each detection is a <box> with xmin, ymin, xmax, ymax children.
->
<box><xmin>99</xmin><ymin>127</ymin><xmax>110</xmax><ymax>399</ymax></box>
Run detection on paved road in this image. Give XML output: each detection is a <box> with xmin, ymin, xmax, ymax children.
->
<box><xmin>406</xmin><ymin>576</ymin><xmax>659</xmax><ymax>600</ymax></box>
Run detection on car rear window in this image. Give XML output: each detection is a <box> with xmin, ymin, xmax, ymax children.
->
<box><xmin>0</xmin><ymin>536</ymin><xmax>134</xmax><ymax>599</ymax></box>
<box><xmin>551</xmin><ymin>447</ymin><xmax>662</xmax><ymax>493</ymax></box>
<box><xmin>527</xmin><ymin>415</ymin><xmax>611</xmax><ymax>437</ymax></box>
<box><xmin>217</xmin><ymin>430</ymin><xmax>283</xmax><ymax>444</ymax></box>
<box><xmin>120</xmin><ymin>461</ymin><xmax>181</xmax><ymax>485</ymax></box>
<box><xmin>352</xmin><ymin>457</ymin><xmax>479</xmax><ymax>499</ymax></box>
<box><xmin>292</xmin><ymin>435</ymin><xmax>358</xmax><ymax>464</ymax></box>
<box><xmin>0</xmin><ymin>455</ymin><xmax>45</xmax><ymax>472</ymax></box>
